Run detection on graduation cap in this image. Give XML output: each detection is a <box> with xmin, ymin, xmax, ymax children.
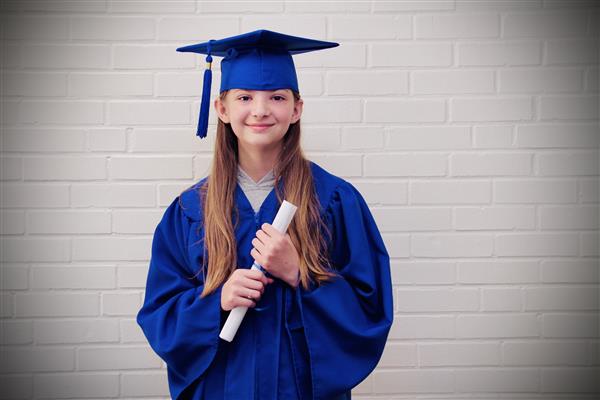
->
<box><xmin>176</xmin><ymin>29</ymin><xmax>339</xmax><ymax>139</ymax></box>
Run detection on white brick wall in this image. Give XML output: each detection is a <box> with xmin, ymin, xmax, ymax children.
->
<box><xmin>0</xmin><ymin>1</ymin><xmax>598</xmax><ymax>399</ymax></box>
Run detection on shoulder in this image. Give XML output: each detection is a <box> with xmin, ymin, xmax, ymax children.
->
<box><xmin>175</xmin><ymin>176</ymin><xmax>208</xmax><ymax>222</ymax></box>
<box><xmin>308</xmin><ymin>160</ymin><xmax>362</xmax><ymax>212</ymax></box>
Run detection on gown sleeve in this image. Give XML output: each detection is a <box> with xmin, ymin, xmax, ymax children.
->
<box><xmin>136</xmin><ymin>196</ymin><xmax>223</xmax><ymax>399</ymax></box>
<box><xmin>294</xmin><ymin>181</ymin><xmax>394</xmax><ymax>399</ymax></box>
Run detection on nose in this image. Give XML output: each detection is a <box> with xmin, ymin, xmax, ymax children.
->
<box><xmin>251</xmin><ymin>98</ymin><xmax>270</xmax><ymax>118</ymax></box>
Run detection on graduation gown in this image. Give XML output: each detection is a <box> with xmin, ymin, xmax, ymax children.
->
<box><xmin>136</xmin><ymin>161</ymin><xmax>393</xmax><ymax>400</ymax></box>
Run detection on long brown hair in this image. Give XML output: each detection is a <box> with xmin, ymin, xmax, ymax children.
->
<box><xmin>191</xmin><ymin>90</ymin><xmax>337</xmax><ymax>297</ymax></box>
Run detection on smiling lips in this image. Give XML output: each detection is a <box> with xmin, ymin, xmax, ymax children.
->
<box><xmin>247</xmin><ymin>124</ymin><xmax>274</xmax><ymax>131</ymax></box>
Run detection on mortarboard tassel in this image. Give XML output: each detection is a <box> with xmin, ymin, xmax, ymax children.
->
<box><xmin>196</xmin><ymin>44</ymin><xmax>213</xmax><ymax>139</ymax></box>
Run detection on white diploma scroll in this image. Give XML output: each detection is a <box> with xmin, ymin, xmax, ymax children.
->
<box><xmin>219</xmin><ymin>200</ymin><xmax>298</xmax><ymax>342</ymax></box>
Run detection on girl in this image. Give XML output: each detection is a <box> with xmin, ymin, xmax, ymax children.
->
<box><xmin>137</xmin><ymin>30</ymin><xmax>393</xmax><ymax>400</ymax></box>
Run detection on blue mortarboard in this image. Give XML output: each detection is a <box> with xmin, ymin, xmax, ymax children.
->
<box><xmin>176</xmin><ymin>29</ymin><xmax>339</xmax><ymax>139</ymax></box>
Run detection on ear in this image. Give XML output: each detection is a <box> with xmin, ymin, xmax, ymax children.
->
<box><xmin>214</xmin><ymin>97</ymin><xmax>230</xmax><ymax>124</ymax></box>
<box><xmin>290</xmin><ymin>98</ymin><xmax>303</xmax><ymax>124</ymax></box>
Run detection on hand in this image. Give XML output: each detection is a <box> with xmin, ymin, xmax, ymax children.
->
<box><xmin>250</xmin><ymin>223</ymin><xmax>301</xmax><ymax>288</ymax></box>
<box><xmin>221</xmin><ymin>268</ymin><xmax>274</xmax><ymax>312</ymax></box>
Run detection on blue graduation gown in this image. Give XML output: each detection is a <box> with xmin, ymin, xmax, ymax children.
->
<box><xmin>136</xmin><ymin>161</ymin><xmax>393</xmax><ymax>399</ymax></box>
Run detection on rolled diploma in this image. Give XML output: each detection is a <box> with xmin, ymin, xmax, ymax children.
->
<box><xmin>219</xmin><ymin>200</ymin><xmax>298</xmax><ymax>342</ymax></box>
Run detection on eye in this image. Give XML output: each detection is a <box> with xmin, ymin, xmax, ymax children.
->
<box><xmin>272</xmin><ymin>95</ymin><xmax>286</xmax><ymax>101</ymax></box>
<box><xmin>238</xmin><ymin>95</ymin><xmax>251</xmax><ymax>101</ymax></box>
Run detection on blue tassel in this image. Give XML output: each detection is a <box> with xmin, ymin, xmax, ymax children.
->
<box><xmin>196</xmin><ymin>53</ymin><xmax>212</xmax><ymax>139</ymax></box>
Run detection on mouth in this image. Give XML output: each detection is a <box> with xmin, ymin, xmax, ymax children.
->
<box><xmin>247</xmin><ymin>124</ymin><xmax>274</xmax><ymax>132</ymax></box>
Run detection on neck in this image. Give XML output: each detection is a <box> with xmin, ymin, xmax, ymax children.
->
<box><xmin>237</xmin><ymin>143</ymin><xmax>281</xmax><ymax>183</ymax></box>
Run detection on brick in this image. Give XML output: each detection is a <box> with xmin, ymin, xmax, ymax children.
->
<box><xmin>388</xmin><ymin>315</ymin><xmax>454</xmax><ymax>340</ymax></box>
<box><xmin>0</xmin><ymin>210</ymin><xmax>25</xmax><ymax>235</ymax></box>
<box><xmin>382</xmin><ymin>233</ymin><xmax>410</xmax><ymax>258</ymax></box>
<box><xmin>455</xmin><ymin>206</ymin><xmax>536</xmax><ymax>230</ymax></box>
<box><xmin>0</xmin><ymin>265</ymin><xmax>28</xmax><ymax>290</ymax></box>
<box><xmin>1</xmin><ymin>320</ymin><xmax>33</xmax><ymax>345</ymax></box>
<box><xmin>121</xmin><ymin>318</ymin><xmax>147</xmax><ymax>343</ymax></box>
<box><xmin>102</xmin><ymin>292</ymin><xmax>140</xmax><ymax>316</ymax></box>
<box><xmin>496</xmin><ymin>233</ymin><xmax>579</xmax><ymax>257</ymax></box>
<box><xmin>580</xmin><ymin>232</ymin><xmax>599</xmax><ymax>256</ymax></box>
<box><xmin>300</xmin><ymin>126</ymin><xmax>340</xmax><ymax>151</ymax></box>
<box><xmin>494</xmin><ymin>180</ymin><xmax>576</xmax><ymax>203</ymax></box>
<box><xmin>458</xmin><ymin>40</ymin><xmax>541</xmax><ymax>66</ymax></box>
<box><xmin>0</xmin><ymin>375</ymin><xmax>32</xmax><ymax>399</ymax></box>
<box><xmin>19</xmin><ymin>0</ymin><xmax>106</xmax><ymax>12</ymax></box>
<box><xmin>411</xmin><ymin>233</ymin><xmax>494</xmax><ymax>257</ymax></box>
<box><xmin>31</xmin><ymin>266</ymin><xmax>116</xmax><ymax>289</ymax></box>
<box><xmin>341</xmin><ymin>126</ymin><xmax>385</xmax><ymax>150</ymax></box>
<box><xmin>542</xmin><ymin>368</ymin><xmax>599</xmax><ymax>393</ymax></box>
<box><xmin>365</xmin><ymin>99</ymin><xmax>445</xmax><ymax>123</ymax></box>
<box><xmin>241</xmin><ymin>16</ymin><xmax>326</xmax><ymax>38</ymax></box>
<box><xmin>22</xmin><ymin>44</ymin><xmax>110</xmax><ymax>69</ymax></box>
<box><xmin>71</xmin><ymin>183</ymin><xmax>156</xmax><ymax>208</ymax></box>
<box><xmin>1</xmin><ymin>157</ymin><xmax>22</xmax><ymax>180</ymax></box>
<box><xmin>371</xmin><ymin>43</ymin><xmax>452</xmax><ymax>67</ymax></box>
<box><xmin>78</xmin><ymin>346</ymin><xmax>162</xmax><ymax>370</ymax></box>
<box><xmin>295</xmin><ymin>43</ymin><xmax>366</xmax><ymax>68</ymax></box>
<box><xmin>543</xmin><ymin>313</ymin><xmax>598</xmax><ymax>338</ymax></box>
<box><xmin>307</xmin><ymin>154</ymin><xmax>362</xmax><ymax>177</ymax></box>
<box><xmin>113</xmin><ymin>209</ymin><xmax>163</xmax><ymax>234</ymax></box>
<box><xmin>413</xmin><ymin>69</ymin><xmax>494</xmax><ymax>94</ymax></box>
<box><xmin>70</xmin><ymin>16</ymin><xmax>155</xmax><ymax>40</ymax></box>
<box><xmin>301</xmin><ymin>99</ymin><xmax>361</xmax><ymax>123</ymax></box>
<box><xmin>131</xmin><ymin>128</ymin><xmax>206</xmax><ymax>152</ymax></box>
<box><xmin>1</xmin><ymin>238</ymin><xmax>70</xmax><ymax>263</ymax></box>
<box><xmin>547</xmin><ymin>39</ymin><xmax>599</xmax><ymax>65</ymax></box>
<box><xmin>396</xmin><ymin>287</ymin><xmax>479</xmax><ymax>312</ymax></box>
<box><xmin>372</xmin><ymin>207</ymin><xmax>452</xmax><ymax>232</ymax></box>
<box><xmin>0</xmin><ymin>347</ymin><xmax>74</xmax><ymax>373</ymax></box>
<box><xmin>378</xmin><ymin>343</ymin><xmax>416</xmax><ymax>367</ymax></box>
<box><xmin>113</xmin><ymin>45</ymin><xmax>195</xmax><ymax>69</ymax></box>
<box><xmin>24</xmin><ymin>157</ymin><xmax>107</xmax><ymax>181</ymax></box>
<box><xmin>157</xmin><ymin>17</ymin><xmax>238</xmax><ymax>40</ymax></box>
<box><xmin>365</xmin><ymin>154</ymin><xmax>446</xmax><ymax>177</ymax></box>
<box><xmin>70</xmin><ymin>73</ymin><xmax>153</xmax><ymax>97</ymax></box>
<box><xmin>121</xmin><ymin>372</ymin><xmax>169</xmax><ymax>397</ymax></box>
<box><xmin>451</xmin><ymin>97</ymin><xmax>532</xmax><ymax>121</ymax></box>
<box><xmin>482</xmin><ymin>287</ymin><xmax>521</xmax><ymax>311</ymax></box>
<box><xmin>455</xmin><ymin>368</ymin><xmax>538</xmax><ymax>392</ymax></box>
<box><xmin>504</xmin><ymin>11</ymin><xmax>588</xmax><ymax>37</ymax></box>
<box><xmin>87</xmin><ymin>128</ymin><xmax>127</xmax><ymax>152</ymax></box>
<box><xmin>578</xmin><ymin>178</ymin><xmax>598</xmax><ymax>203</ymax></box>
<box><xmin>109</xmin><ymin>101</ymin><xmax>190</xmax><ymax>125</ymax></box>
<box><xmin>109</xmin><ymin>0</ymin><xmax>195</xmax><ymax>13</ymax></box>
<box><xmin>473</xmin><ymin>125</ymin><xmax>514</xmax><ymax>148</ymax></box>
<box><xmin>457</xmin><ymin>314</ymin><xmax>539</xmax><ymax>338</ymax></box>
<box><xmin>373</xmin><ymin>0</ymin><xmax>454</xmax><ymax>12</ymax></box>
<box><xmin>516</xmin><ymin>124</ymin><xmax>599</xmax><ymax>148</ymax></box>
<box><xmin>539</xmin><ymin>205</ymin><xmax>599</xmax><ymax>229</ymax></box>
<box><xmin>16</xmin><ymin>293</ymin><xmax>99</xmax><ymax>317</ymax></box>
<box><xmin>118</xmin><ymin>265</ymin><xmax>149</xmax><ymax>289</ymax></box>
<box><xmin>2</xmin><ymin>72</ymin><xmax>67</xmax><ymax>96</ymax></box>
<box><xmin>373</xmin><ymin>369</ymin><xmax>453</xmax><ymax>393</ymax></box>
<box><xmin>330</xmin><ymin>15</ymin><xmax>410</xmax><ymax>39</ymax></box>
<box><xmin>542</xmin><ymin>260</ymin><xmax>599</xmax><ymax>283</ymax></box>
<box><xmin>72</xmin><ymin>237</ymin><xmax>152</xmax><ymax>261</ymax></box>
<box><xmin>420</xmin><ymin>342</ymin><xmax>499</xmax><ymax>366</ymax></box>
<box><xmin>451</xmin><ymin>153</ymin><xmax>531</xmax><ymax>176</ymax></box>
<box><xmin>390</xmin><ymin>261</ymin><xmax>455</xmax><ymax>285</ymax></box>
<box><xmin>327</xmin><ymin>71</ymin><xmax>408</xmax><ymax>95</ymax></box>
<box><xmin>199</xmin><ymin>0</ymin><xmax>283</xmax><ymax>13</ymax></box>
<box><xmin>388</xmin><ymin>126</ymin><xmax>471</xmax><ymax>150</ymax></box>
<box><xmin>504</xmin><ymin>341</ymin><xmax>588</xmax><ymax>365</ymax></box>
<box><xmin>350</xmin><ymin>181</ymin><xmax>408</xmax><ymax>205</ymax></box>
<box><xmin>411</xmin><ymin>180</ymin><xmax>491</xmax><ymax>204</ymax></box>
<box><xmin>20</xmin><ymin>101</ymin><xmax>104</xmax><ymax>125</ymax></box>
<box><xmin>109</xmin><ymin>156</ymin><xmax>193</xmax><ymax>180</ymax></box>
<box><xmin>539</xmin><ymin>95</ymin><xmax>598</xmax><ymax>120</ymax></box>
<box><xmin>34</xmin><ymin>373</ymin><xmax>119</xmax><ymax>398</ymax></box>
<box><xmin>416</xmin><ymin>13</ymin><xmax>499</xmax><ymax>38</ymax></box>
<box><xmin>2</xmin><ymin>128</ymin><xmax>86</xmax><ymax>152</ymax></box>
<box><xmin>458</xmin><ymin>261</ymin><xmax>538</xmax><ymax>283</ymax></box>
<box><xmin>1</xmin><ymin>15</ymin><xmax>68</xmax><ymax>39</ymax></box>
<box><xmin>34</xmin><ymin>319</ymin><xmax>119</xmax><ymax>344</ymax></box>
<box><xmin>499</xmin><ymin>68</ymin><xmax>583</xmax><ymax>93</ymax></box>
<box><xmin>286</xmin><ymin>0</ymin><xmax>370</xmax><ymax>13</ymax></box>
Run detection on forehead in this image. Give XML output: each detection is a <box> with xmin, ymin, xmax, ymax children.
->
<box><xmin>229</xmin><ymin>88</ymin><xmax>291</xmax><ymax>94</ymax></box>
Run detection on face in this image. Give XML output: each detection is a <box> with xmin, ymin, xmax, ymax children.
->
<box><xmin>214</xmin><ymin>89</ymin><xmax>303</xmax><ymax>153</ymax></box>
